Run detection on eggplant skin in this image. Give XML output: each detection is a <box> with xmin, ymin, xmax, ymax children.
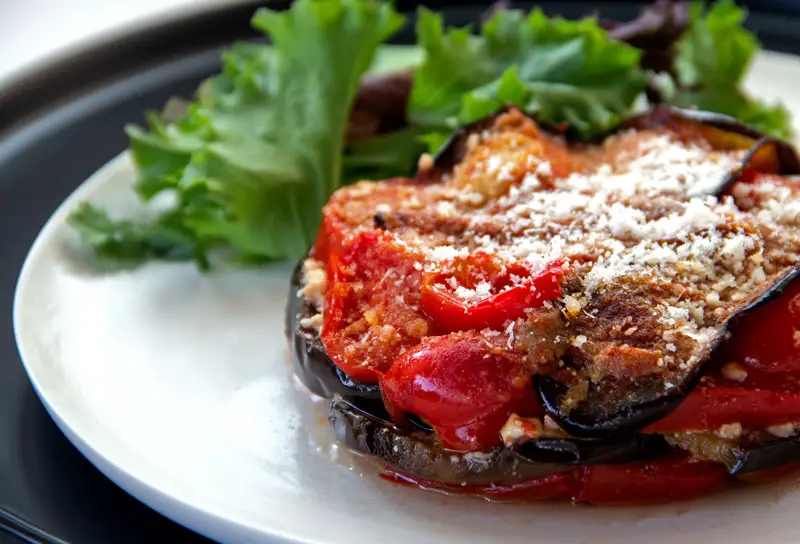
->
<box><xmin>619</xmin><ymin>105</ymin><xmax>800</xmax><ymax>182</ymax></box>
<box><xmin>732</xmin><ymin>436</ymin><xmax>800</xmax><ymax>475</ymax></box>
<box><xmin>285</xmin><ymin>259</ymin><xmax>381</xmax><ymax>401</ymax></box>
<box><xmin>421</xmin><ymin>108</ymin><xmax>509</xmax><ymax>181</ymax></box>
<box><xmin>427</xmin><ymin>105</ymin><xmax>800</xmax><ymax>183</ymax></box>
<box><xmin>329</xmin><ymin>395</ymin><xmax>669</xmax><ymax>486</ymax></box>
<box><xmin>516</xmin><ymin>433</ymin><xmax>668</xmax><ymax>465</ymax></box>
<box><xmin>535</xmin><ymin>374</ymin><xmax>691</xmax><ymax>440</ymax></box>
<box><xmin>665</xmin><ymin>430</ymin><xmax>800</xmax><ymax>476</ymax></box>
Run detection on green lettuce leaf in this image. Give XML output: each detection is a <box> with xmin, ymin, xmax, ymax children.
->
<box><xmin>409</xmin><ymin>7</ymin><xmax>648</xmax><ymax>142</ymax></box>
<box><xmin>665</xmin><ymin>0</ymin><xmax>792</xmax><ymax>140</ymax></box>
<box><xmin>69</xmin><ymin>0</ymin><xmax>404</xmax><ymax>267</ymax></box>
<box><xmin>68</xmin><ymin>203</ymin><xmax>204</xmax><ymax>269</ymax></box>
<box><xmin>341</xmin><ymin>127</ymin><xmax>426</xmax><ymax>185</ymax></box>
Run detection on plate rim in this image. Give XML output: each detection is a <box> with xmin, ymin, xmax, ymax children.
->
<box><xmin>8</xmin><ymin>2</ymin><xmax>800</xmax><ymax>541</ymax></box>
<box><xmin>12</xmin><ymin>152</ymin><xmax>302</xmax><ymax>544</ymax></box>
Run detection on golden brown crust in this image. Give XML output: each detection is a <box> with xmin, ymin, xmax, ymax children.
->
<box><xmin>314</xmin><ymin>108</ymin><xmax>800</xmax><ymax>411</ymax></box>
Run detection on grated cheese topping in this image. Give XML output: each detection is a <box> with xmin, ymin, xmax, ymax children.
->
<box><xmin>315</xmin><ymin>109</ymin><xmax>800</xmax><ymax>387</ymax></box>
<box><xmin>301</xmin><ymin>259</ymin><xmax>327</xmax><ymax>311</ymax></box>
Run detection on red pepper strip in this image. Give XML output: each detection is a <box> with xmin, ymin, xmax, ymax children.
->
<box><xmin>322</xmin><ymin>252</ymin><xmax>383</xmax><ymax>383</ymax></box>
<box><xmin>573</xmin><ymin>455</ymin><xmax>728</xmax><ymax>505</ymax></box>
<box><xmin>380</xmin><ymin>333</ymin><xmax>540</xmax><ymax>452</ymax></box>
<box><xmin>643</xmin><ymin>386</ymin><xmax>800</xmax><ymax>433</ymax></box>
<box><xmin>728</xmin><ymin>168</ymin><xmax>800</xmax><ymax>190</ymax></box>
<box><xmin>313</xmin><ymin>178</ymin><xmax>416</xmax><ymax>263</ymax></box>
<box><xmin>719</xmin><ymin>278</ymin><xmax>800</xmax><ymax>375</ymax></box>
<box><xmin>321</xmin><ymin>231</ymin><xmax>434</xmax><ymax>383</ymax></box>
<box><xmin>420</xmin><ymin>261</ymin><xmax>564</xmax><ymax>332</ymax></box>
<box><xmin>382</xmin><ymin>453</ymin><xmax>728</xmax><ymax>505</ymax></box>
<box><xmin>311</xmin><ymin>210</ymin><xmax>346</xmax><ymax>263</ymax></box>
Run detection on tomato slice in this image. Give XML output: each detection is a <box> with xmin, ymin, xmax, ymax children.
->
<box><xmin>383</xmin><ymin>453</ymin><xmax>728</xmax><ymax>505</ymax></box>
<box><xmin>420</xmin><ymin>255</ymin><xmax>564</xmax><ymax>332</ymax></box>
<box><xmin>380</xmin><ymin>333</ymin><xmax>539</xmax><ymax>452</ymax></box>
<box><xmin>321</xmin><ymin>231</ymin><xmax>436</xmax><ymax>383</ymax></box>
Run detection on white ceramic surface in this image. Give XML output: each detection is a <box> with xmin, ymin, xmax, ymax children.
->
<box><xmin>14</xmin><ymin>50</ymin><xmax>800</xmax><ymax>544</ymax></box>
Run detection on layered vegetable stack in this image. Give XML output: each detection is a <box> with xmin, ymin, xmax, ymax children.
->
<box><xmin>289</xmin><ymin>105</ymin><xmax>800</xmax><ymax>504</ymax></box>
<box><xmin>66</xmin><ymin>0</ymin><xmax>800</xmax><ymax>505</ymax></box>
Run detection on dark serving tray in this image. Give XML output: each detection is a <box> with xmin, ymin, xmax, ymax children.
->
<box><xmin>2</xmin><ymin>1</ymin><xmax>800</xmax><ymax>543</ymax></box>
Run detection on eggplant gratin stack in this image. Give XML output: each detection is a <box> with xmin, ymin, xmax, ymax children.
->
<box><xmin>286</xmin><ymin>105</ymin><xmax>800</xmax><ymax>505</ymax></box>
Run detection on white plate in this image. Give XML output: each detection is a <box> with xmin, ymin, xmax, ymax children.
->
<box><xmin>13</xmin><ymin>50</ymin><xmax>800</xmax><ymax>544</ymax></box>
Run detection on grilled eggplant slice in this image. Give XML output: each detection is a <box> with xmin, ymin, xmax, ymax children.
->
<box><xmin>515</xmin><ymin>433</ymin><xmax>669</xmax><ymax>465</ymax></box>
<box><xmin>286</xmin><ymin>260</ymin><xmax>381</xmax><ymax>401</ymax></box>
<box><xmin>665</xmin><ymin>430</ymin><xmax>800</xmax><ymax>475</ymax></box>
<box><xmin>329</xmin><ymin>396</ymin><xmax>668</xmax><ymax>486</ymax></box>
<box><xmin>731</xmin><ymin>436</ymin><xmax>800</xmax><ymax>475</ymax></box>
<box><xmin>537</xmin><ymin>267</ymin><xmax>800</xmax><ymax>439</ymax></box>
<box><xmin>427</xmin><ymin>105</ymin><xmax>800</xmax><ymax>184</ymax></box>
<box><xmin>290</xmin><ymin>105</ymin><xmax>800</xmax><ymax>480</ymax></box>
<box><xmin>619</xmin><ymin>105</ymin><xmax>800</xmax><ymax>182</ymax></box>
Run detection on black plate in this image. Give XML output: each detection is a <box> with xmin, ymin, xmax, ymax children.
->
<box><xmin>3</xmin><ymin>1</ymin><xmax>800</xmax><ymax>543</ymax></box>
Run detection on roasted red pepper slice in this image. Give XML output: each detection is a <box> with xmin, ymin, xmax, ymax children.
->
<box><xmin>644</xmin><ymin>384</ymin><xmax>800</xmax><ymax>433</ymax></box>
<box><xmin>312</xmin><ymin>210</ymin><xmax>347</xmax><ymax>264</ymax></box>
<box><xmin>730</xmin><ymin>168</ymin><xmax>799</xmax><ymax>190</ymax></box>
<box><xmin>420</xmin><ymin>255</ymin><xmax>564</xmax><ymax>332</ymax></box>
<box><xmin>383</xmin><ymin>453</ymin><xmax>728</xmax><ymax>505</ymax></box>
<box><xmin>321</xmin><ymin>231</ymin><xmax>436</xmax><ymax>383</ymax></box>
<box><xmin>720</xmin><ymin>278</ymin><xmax>800</xmax><ymax>375</ymax></box>
<box><xmin>573</xmin><ymin>454</ymin><xmax>728</xmax><ymax>505</ymax></box>
<box><xmin>643</xmin><ymin>358</ymin><xmax>800</xmax><ymax>433</ymax></box>
<box><xmin>380</xmin><ymin>333</ymin><xmax>539</xmax><ymax>452</ymax></box>
<box><xmin>313</xmin><ymin>178</ymin><xmax>416</xmax><ymax>263</ymax></box>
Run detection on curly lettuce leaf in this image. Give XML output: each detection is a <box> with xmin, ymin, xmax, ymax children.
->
<box><xmin>341</xmin><ymin>127</ymin><xmax>426</xmax><ymax>185</ymax></box>
<box><xmin>70</xmin><ymin>0</ymin><xmax>404</xmax><ymax>267</ymax></box>
<box><xmin>409</xmin><ymin>7</ymin><xmax>648</xmax><ymax>142</ymax></box>
<box><xmin>68</xmin><ymin>203</ymin><xmax>204</xmax><ymax>269</ymax></box>
<box><xmin>665</xmin><ymin>0</ymin><xmax>792</xmax><ymax>140</ymax></box>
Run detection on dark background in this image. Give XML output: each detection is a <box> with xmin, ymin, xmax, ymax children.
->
<box><xmin>2</xmin><ymin>1</ymin><xmax>800</xmax><ymax>543</ymax></box>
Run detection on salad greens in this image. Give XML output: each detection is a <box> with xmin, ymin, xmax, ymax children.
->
<box><xmin>71</xmin><ymin>0</ymin><xmax>405</xmax><ymax>268</ymax></box>
<box><xmin>661</xmin><ymin>0</ymin><xmax>792</xmax><ymax>139</ymax></box>
<box><xmin>69</xmin><ymin>0</ymin><xmax>794</xmax><ymax>270</ymax></box>
<box><xmin>409</xmin><ymin>7</ymin><xmax>648</xmax><ymax>144</ymax></box>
